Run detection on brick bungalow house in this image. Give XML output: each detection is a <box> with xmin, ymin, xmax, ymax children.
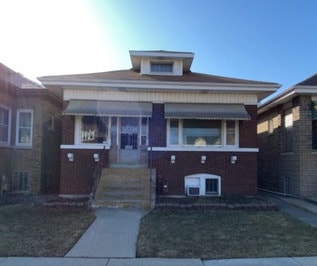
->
<box><xmin>39</xmin><ymin>50</ymin><xmax>279</xmax><ymax>206</ymax></box>
<box><xmin>258</xmin><ymin>73</ymin><xmax>317</xmax><ymax>200</ymax></box>
<box><xmin>0</xmin><ymin>63</ymin><xmax>62</xmax><ymax>194</ymax></box>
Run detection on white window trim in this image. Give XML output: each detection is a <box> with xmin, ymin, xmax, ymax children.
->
<box><xmin>0</xmin><ymin>104</ymin><xmax>11</xmax><ymax>146</ymax></box>
<box><xmin>150</xmin><ymin>62</ymin><xmax>174</xmax><ymax>75</ymax></box>
<box><xmin>224</xmin><ymin>120</ymin><xmax>239</xmax><ymax>147</ymax></box>
<box><xmin>16</xmin><ymin>109</ymin><xmax>33</xmax><ymax>147</ymax></box>
<box><xmin>139</xmin><ymin>117</ymin><xmax>149</xmax><ymax>146</ymax></box>
<box><xmin>185</xmin><ymin>173</ymin><xmax>221</xmax><ymax>196</ymax></box>
<box><xmin>74</xmin><ymin>115</ymin><xmax>111</xmax><ymax>146</ymax></box>
<box><xmin>167</xmin><ymin>119</ymin><xmax>239</xmax><ymax>148</ymax></box>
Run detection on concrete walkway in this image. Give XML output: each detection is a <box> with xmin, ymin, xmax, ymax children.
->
<box><xmin>1</xmin><ymin>194</ymin><xmax>317</xmax><ymax>265</ymax></box>
<box><xmin>259</xmin><ymin>191</ymin><xmax>317</xmax><ymax>228</ymax></box>
<box><xmin>66</xmin><ymin>208</ymin><xmax>147</xmax><ymax>258</ymax></box>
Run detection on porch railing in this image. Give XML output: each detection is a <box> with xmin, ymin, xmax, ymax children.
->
<box><xmin>90</xmin><ymin>149</ymin><xmax>106</xmax><ymax>201</ymax></box>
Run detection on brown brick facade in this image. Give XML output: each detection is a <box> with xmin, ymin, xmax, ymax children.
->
<box><xmin>258</xmin><ymin>95</ymin><xmax>317</xmax><ymax>198</ymax></box>
<box><xmin>0</xmin><ymin>79</ymin><xmax>62</xmax><ymax>194</ymax></box>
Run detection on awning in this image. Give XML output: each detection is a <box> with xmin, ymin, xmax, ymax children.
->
<box><xmin>63</xmin><ymin>100</ymin><xmax>152</xmax><ymax>117</ymax></box>
<box><xmin>165</xmin><ymin>103</ymin><xmax>250</xmax><ymax>120</ymax></box>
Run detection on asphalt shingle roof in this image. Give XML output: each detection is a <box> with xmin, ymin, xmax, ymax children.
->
<box><xmin>40</xmin><ymin>69</ymin><xmax>278</xmax><ymax>86</ymax></box>
<box><xmin>296</xmin><ymin>73</ymin><xmax>317</xmax><ymax>86</ymax></box>
<box><xmin>0</xmin><ymin>63</ymin><xmax>43</xmax><ymax>89</ymax></box>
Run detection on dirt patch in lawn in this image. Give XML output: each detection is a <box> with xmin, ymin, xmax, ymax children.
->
<box><xmin>137</xmin><ymin>209</ymin><xmax>317</xmax><ymax>259</ymax></box>
<box><xmin>0</xmin><ymin>204</ymin><xmax>95</xmax><ymax>257</ymax></box>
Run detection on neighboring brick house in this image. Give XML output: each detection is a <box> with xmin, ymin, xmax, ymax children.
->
<box><xmin>39</xmin><ymin>50</ymin><xmax>279</xmax><ymax>198</ymax></box>
<box><xmin>0</xmin><ymin>63</ymin><xmax>62</xmax><ymax>194</ymax></box>
<box><xmin>258</xmin><ymin>73</ymin><xmax>317</xmax><ymax>200</ymax></box>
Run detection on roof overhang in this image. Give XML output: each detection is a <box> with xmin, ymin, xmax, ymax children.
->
<box><xmin>165</xmin><ymin>103</ymin><xmax>250</xmax><ymax>120</ymax></box>
<box><xmin>39</xmin><ymin>77</ymin><xmax>279</xmax><ymax>97</ymax></box>
<box><xmin>129</xmin><ymin>50</ymin><xmax>194</xmax><ymax>72</ymax></box>
<box><xmin>63</xmin><ymin>100</ymin><xmax>152</xmax><ymax>117</ymax></box>
<box><xmin>258</xmin><ymin>85</ymin><xmax>317</xmax><ymax>114</ymax></box>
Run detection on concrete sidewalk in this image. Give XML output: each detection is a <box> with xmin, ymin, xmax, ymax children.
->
<box><xmin>1</xmin><ymin>256</ymin><xmax>317</xmax><ymax>265</ymax></box>
<box><xmin>1</xmin><ymin>256</ymin><xmax>317</xmax><ymax>266</ymax></box>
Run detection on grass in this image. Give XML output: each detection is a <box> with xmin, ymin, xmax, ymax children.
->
<box><xmin>137</xmin><ymin>209</ymin><xmax>317</xmax><ymax>259</ymax></box>
<box><xmin>0</xmin><ymin>204</ymin><xmax>95</xmax><ymax>257</ymax></box>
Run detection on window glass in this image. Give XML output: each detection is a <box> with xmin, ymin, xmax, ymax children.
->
<box><xmin>226</xmin><ymin>121</ymin><xmax>236</xmax><ymax>145</ymax></box>
<box><xmin>48</xmin><ymin>114</ymin><xmax>54</xmax><ymax>130</ymax></box>
<box><xmin>151</xmin><ymin>63</ymin><xmax>173</xmax><ymax>73</ymax></box>
<box><xmin>17</xmin><ymin>111</ymin><xmax>32</xmax><ymax>145</ymax></box>
<box><xmin>169</xmin><ymin>120</ymin><xmax>179</xmax><ymax>145</ymax></box>
<box><xmin>0</xmin><ymin>107</ymin><xmax>9</xmax><ymax>142</ymax></box>
<box><xmin>205</xmin><ymin>178</ymin><xmax>219</xmax><ymax>195</ymax></box>
<box><xmin>283</xmin><ymin>111</ymin><xmax>293</xmax><ymax>152</ymax></box>
<box><xmin>13</xmin><ymin>171</ymin><xmax>30</xmax><ymax>192</ymax></box>
<box><xmin>81</xmin><ymin>116</ymin><xmax>109</xmax><ymax>144</ymax></box>
<box><xmin>141</xmin><ymin>117</ymin><xmax>148</xmax><ymax>145</ymax></box>
<box><xmin>183</xmin><ymin>120</ymin><xmax>221</xmax><ymax>145</ymax></box>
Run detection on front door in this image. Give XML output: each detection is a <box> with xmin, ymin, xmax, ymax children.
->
<box><xmin>119</xmin><ymin>117</ymin><xmax>140</xmax><ymax>163</ymax></box>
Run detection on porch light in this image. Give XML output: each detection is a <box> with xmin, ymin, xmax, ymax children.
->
<box><xmin>231</xmin><ymin>155</ymin><xmax>237</xmax><ymax>164</ymax></box>
<box><xmin>201</xmin><ymin>155</ymin><xmax>206</xmax><ymax>164</ymax></box>
<box><xmin>93</xmin><ymin>153</ymin><xmax>100</xmax><ymax>162</ymax></box>
<box><xmin>171</xmin><ymin>155</ymin><xmax>176</xmax><ymax>164</ymax></box>
<box><xmin>67</xmin><ymin>153</ymin><xmax>74</xmax><ymax>162</ymax></box>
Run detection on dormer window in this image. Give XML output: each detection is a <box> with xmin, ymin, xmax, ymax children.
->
<box><xmin>150</xmin><ymin>62</ymin><xmax>173</xmax><ymax>73</ymax></box>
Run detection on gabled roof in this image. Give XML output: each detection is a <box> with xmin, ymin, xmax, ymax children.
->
<box><xmin>38</xmin><ymin>69</ymin><xmax>278</xmax><ymax>86</ymax></box>
<box><xmin>259</xmin><ymin>72</ymin><xmax>317</xmax><ymax>114</ymax></box>
<box><xmin>296</xmin><ymin>73</ymin><xmax>317</xmax><ymax>86</ymax></box>
<box><xmin>0</xmin><ymin>63</ymin><xmax>43</xmax><ymax>89</ymax></box>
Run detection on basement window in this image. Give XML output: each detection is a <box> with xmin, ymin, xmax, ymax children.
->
<box><xmin>184</xmin><ymin>174</ymin><xmax>221</xmax><ymax>196</ymax></box>
<box><xmin>12</xmin><ymin>171</ymin><xmax>31</xmax><ymax>192</ymax></box>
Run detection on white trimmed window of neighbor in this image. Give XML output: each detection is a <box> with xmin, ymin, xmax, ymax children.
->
<box><xmin>0</xmin><ymin>104</ymin><xmax>11</xmax><ymax>145</ymax></box>
<box><xmin>16</xmin><ymin>109</ymin><xmax>33</xmax><ymax>147</ymax></box>
<box><xmin>167</xmin><ymin>119</ymin><xmax>238</xmax><ymax>147</ymax></box>
<box><xmin>184</xmin><ymin>174</ymin><xmax>221</xmax><ymax>196</ymax></box>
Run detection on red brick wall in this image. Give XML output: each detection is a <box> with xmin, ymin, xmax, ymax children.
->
<box><xmin>240</xmin><ymin>105</ymin><xmax>257</xmax><ymax>148</ymax></box>
<box><xmin>60</xmin><ymin>149</ymin><xmax>108</xmax><ymax>195</ymax></box>
<box><xmin>62</xmin><ymin>116</ymin><xmax>75</xmax><ymax>144</ymax></box>
<box><xmin>59</xmin><ymin>114</ymin><xmax>111</xmax><ymax>195</ymax></box>
<box><xmin>151</xmin><ymin>151</ymin><xmax>257</xmax><ymax>196</ymax></box>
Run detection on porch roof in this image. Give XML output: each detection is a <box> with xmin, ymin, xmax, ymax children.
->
<box><xmin>165</xmin><ymin>103</ymin><xmax>250</xmax><ymax>120</ymax></box>
<box><xmin>63</xmin><ymin>100</ymin><xmax>152</xmax><ymax>117</ymax></box>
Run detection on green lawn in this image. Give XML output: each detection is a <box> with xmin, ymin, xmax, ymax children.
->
<box><xmin>0</xmin><ymin>204</ymin><xmax>95</xmax><ymax>257</ymax></box>
<box><xmin>137</xmin><ymin>210</ymin><xmax>317</xmax><ymax>259</ymax></box>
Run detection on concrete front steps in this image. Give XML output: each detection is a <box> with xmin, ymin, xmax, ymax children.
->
<box><xmin>92</xmin><ymin>167</ymin><xmax>153</xmax><ymax>209</ymax></box>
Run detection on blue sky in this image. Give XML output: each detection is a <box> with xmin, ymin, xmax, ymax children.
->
<box><xmin>1</xmin><ymin>0</ymin><xmax>317</xmax><ymax>95</ymax></box>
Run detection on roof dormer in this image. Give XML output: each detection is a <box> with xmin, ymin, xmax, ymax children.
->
<box><xmin>129</xmin><ymin>50</ymin><xmax>194</xmax><ymax>76</ymax></box>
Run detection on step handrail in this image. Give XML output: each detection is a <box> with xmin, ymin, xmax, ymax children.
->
<box><xmin>91</xmin><ymin>148</ymin><xmax>106</xmax><ymax>200</ymax></box>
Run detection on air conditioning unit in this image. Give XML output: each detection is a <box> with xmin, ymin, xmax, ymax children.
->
<box><xmin>187</xmin><ymin>186</ymin><xmax>200</xmax><ymax>196</ymax></box>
